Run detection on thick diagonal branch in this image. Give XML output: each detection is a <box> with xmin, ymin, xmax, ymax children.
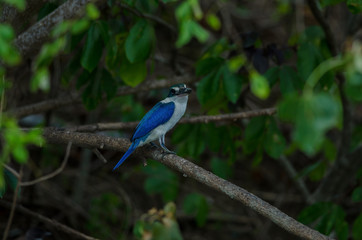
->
<box><xmin>42</xmin><ymin>128</ymin><xmax>333</xmax><ymax>240</ymax></box>
<box><xmin>14</xmin><ymin>0</ymin><xmax>106</xmax><ymax>58</ymax></box>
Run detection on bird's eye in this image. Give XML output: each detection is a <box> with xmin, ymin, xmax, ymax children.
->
<box><xmin>171</xmin><ymin>89</ymin><xmax>176</xmax><ymax>94</ymax></box>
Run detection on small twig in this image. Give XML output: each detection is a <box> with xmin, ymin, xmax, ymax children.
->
<box><xmin>21</xmin><ymin>142</ymin><xmax>72</xmax><ymax>187</ymax></box>
<box><xmin>277</xmin><ymin>156</ymin><xmax>314</xmax><ymax>204</ymax></box>
<box><xmin>2</xmin><ymin>166</ymin><xmax>22</xmax><ymax>240</ymax></box>
<box><xmin>64</xmin><ymin>108</ymin><xmax>277</xmax><ymax>132</ymax></box>
<box><xmin>306</xmin><ymin>0</ymin><xmax>338</xmax><ymax>56</ymax></box>
<box><xmin>7</xmin><ymin>75</ymin><xmax>194</xmax><ymax>118</ymax></box>
<box><xmin>181</xmin><ymin>108</ymin><xmax>276</xmax><ymax>124</ymax></box>
<box><xmin>118</xmin><ymin>2</ymin><xmax>176</xmax><ymax>33</ymax></box>
<box><xmin>0</xmin><ymin>200</ymin><xmax>99</xmax><ymax>240</ymax></box>
<box><xmin>92</xmin><ymin>148</ymin><xmax>107</xmax><ymax>163</ymax></box>
<box><xmin>3</xmin><ymin>164</ymin><xmax>20</xmax><ymax>178</ymax></box>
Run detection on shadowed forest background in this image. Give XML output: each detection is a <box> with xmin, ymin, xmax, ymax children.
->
<box><xmin>0</xmin><ymin>0</ymin><xmax>362</xmax><ymax>239</ymax></box>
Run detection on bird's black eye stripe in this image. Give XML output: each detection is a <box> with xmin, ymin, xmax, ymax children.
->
<box><xmin>171</xmin><ymin>89</ymin><xmax>176</xmax><ymax>93</ymax></box>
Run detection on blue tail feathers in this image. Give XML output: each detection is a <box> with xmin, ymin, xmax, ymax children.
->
<box><xmin>113</xmin><ymin>141</ymin><xmax>139</xmax><ymax>170</ymax></box>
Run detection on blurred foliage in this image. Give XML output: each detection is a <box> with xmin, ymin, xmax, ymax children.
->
<box><xmin>86</xmin><ymin>192</ymin><xmax>128</xmax><ymax>239</ymax></box>
<box><xmin>143</xmin><ymin>161</ymin><xmax>180</xmax><ymax>202</ymax></box>
<box><xmin>0</xmin><ymin>0</ymin><xmax>362</xmax><ymax>239</ymax></box>
<box><xmin>182</xmin><ymin>193</ymin><xmax>209</xmax><ymax>227</ymax></box>
<box><xmin>298</xmin><ymin>202</ymin><xmax>349</xmax><ymax>240</ymax></box>
<box><xmin>134</xmin><ymin>202</ymin><xmax>183</xmax><ymax>240</ymax></box>
<box><xmin>0</xmin><ymin>117</ymin><xmax>44</xmax><ymax>190</ymax></box>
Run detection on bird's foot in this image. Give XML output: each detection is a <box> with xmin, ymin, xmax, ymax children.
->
<box><xmin>149</xmin><ymin>142</ymin><xmax>160</xmax><ymax>149</ymax></box>
<box><xmin>162</xmin><ymin>149</ymin><xmax>176</xmax><ymax>155</ymax></box>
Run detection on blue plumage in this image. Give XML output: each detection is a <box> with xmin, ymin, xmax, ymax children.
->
<box><xmin>113</xmin><ymin>141</ymin><xmax>139</xmax><ymax>170</ymax></box>
<box><xmin>113</xmin><ymin>84</ymin><xmax>192</xmax><ymax>170</ymax></box>
<box><xmin>131</xmin><ymin>102</ymin><xmax>175</xmax><ymax>141</ymax></box>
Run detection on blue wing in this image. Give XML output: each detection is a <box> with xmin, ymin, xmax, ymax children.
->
<box><xmin>131</xmin><ymin>101</ymin><xmax>175</xmax><ymax>141</ymax></box>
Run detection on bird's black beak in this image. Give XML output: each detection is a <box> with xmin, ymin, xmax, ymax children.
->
<box><xmin>182</xmin><ymin>87</ymin><xmax>192</xmax><ymax>94</ymax></box>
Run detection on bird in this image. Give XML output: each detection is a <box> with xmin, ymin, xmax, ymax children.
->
<box><xmin>113</xmin><ymin>83</ymin><xmax>192</xmax><ymax>170</ymax></box>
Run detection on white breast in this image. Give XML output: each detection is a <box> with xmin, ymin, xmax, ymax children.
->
<box><xmin>140</xmin><ymin>95</ymin><xmax>188</xmax><ymax>145</ymax></box>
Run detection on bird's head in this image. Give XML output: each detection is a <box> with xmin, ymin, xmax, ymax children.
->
<box><xmin>167</xmin><ymin>84</ymin><xmax>192</xmax><ymax>97</ymax></box>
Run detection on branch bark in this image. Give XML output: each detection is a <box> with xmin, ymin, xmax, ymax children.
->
<box><xmin>64</xmin><ymin>108</ymin><xmax>277</xmax><ymax>132</ymax></box>
<box><xmin>41</xmin><ymin>128</ymin><xmax>333</xmax><ymax>240</ymax></box>
<box><xmin>14</xmin><ymin>0</ymin><xmax>106</xmax><ymax>58</ymax></box>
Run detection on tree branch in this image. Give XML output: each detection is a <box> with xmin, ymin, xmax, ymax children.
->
<box><xmin>307</xmin><ymin>0</ymin><xmax>354</xmax><ymax>202</ymax></box>
<box><xmin>118</xmin><ymin>2</ymin><xmax>176</xmax><ymax>33</ymax></box>
<box><xmin>306</xmin><ymin>0</ymin><xmax>338</xmax><ymax>56</ymax></box>
<box><xmin>277</xmin><ymin>156</ymin><xmax>314</xmax><ymax>204</ymax></box>
<box><xmin>0</xmin><ymin>200</ymin><xmax>98</xmax><ymax>240</ymax></box>
<box><xmin>2</xmin><ymin>167</ymin><xmax>22</xmax><ymax>240</ymax></box>
<box><xmin>7</xmin><ymin>75</ymin><xmax>194</xmax><ymax>118</ymax></box>
<box><xmin>41</xmin><ymin>128</ymin><xmax>333</xmax><ymax>240</ymax></box>
<box><xmin>14</xmin><ymin>0</ymin><xmax>106</xmax><ymax>58</ymax></box>
<box><xmin>20</xmin><ymin>142</ymin><xmax>72</xmax><ymax>187</ymax></box>
<box><xmin>65</xmin><ymin>108</ymin><xmax>277</xmax><ymax>132</ymax></box>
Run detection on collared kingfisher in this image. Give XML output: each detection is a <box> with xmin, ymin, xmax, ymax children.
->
<box><xmin>113</xmin><ymin>83</ymin><xmax>192</xmax><ymax>170</ymax></box>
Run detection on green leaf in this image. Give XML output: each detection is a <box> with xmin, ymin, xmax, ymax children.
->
<box><xmin>176</xmin><ymin>19</ymin><xmax>209</xmax><ymax>48</ymax></box>
<box><xmin>227</xmin><ymin>55</ymin><xmax>246</xmax><ymax>73</ymax></box>
<box><xmin>119</xmin><ymin>57</ymin><xmax>147</xmax><ymax>87</ymax></box>
<box><xmin>243</xmin><ymin>116</ymin><xmax>266</xmax><ymax>155</ymax></box>
<box><xmin>278</xmin><ymin>93</ymin><xmax>300</xmax><ymax>122</ymax></box>
<box><xmin>352</xmin><ymin>186</ymin><xmax>362</xmax><ymax>202</ymax></box>
<box><xmin>298</xmin><ymin>202</ymin><xmax>330</xmax><ymax>224</ymax></box>
<box><xmin>222</xmin><ymin>67</ymin><xmax>243</xmax><ymax>103</ymax></box>
<box><xmin>264</xmin><ymin>118</ymin><xmax>286</xmax><ymax>159</ymax></box>
<box><xmin>197</xmin><ymin>67</ymin><xmax>222</xmax><ymax>105</ymax></box>
<box><xmin>345</xmin><ymin>72</ymin><xmax>362</xmax><ymax>101</ymax></box>
<box><xmin>81</xmin><ymin>70</ymin><xmax>102</xmax><ymax>109</ymax></box>
<box><xmin>347</xmin><ymin>0</ymin><xmax>362</xmax><ymax>13</ymax></box>
<box><xmin>86</xmin><ymin>3</ymin><xmax>100</xmax><ymax>20</ymax></box>
<box><xmin>294</xmin><ymin>93</ymin><xmax>340</xmax><ymax>155</ymax></box>
<box><xmin>297</xmin><ymin>42</ymin><xmax>322</xmax><ymax>82</ymax></box>
<box><xmin>297</xmin><ymin>161</ymin><xmax>323</xmax><ymax>180</ymax></box>
<box><xmin>31</xmin><ymin>68</ymin><xmax>50</xmax><ymax>92</ymax></box>
<box><xmin>263</xmin><ymin>67</ymin><xmax>279</xmax><ymax>87</ymax></box>
<box><xmin>206</xmin><ymin>13</ymin><xmax>221</xmax><ymax>30</ymax></box>
<box><xmin>12</xmin><ymin>144</ymin><xmax>28</xmax><ymax>163</ymax></box>
<box><xmin>183</xmin><ymin>193</ymin><xmax>209</xmax><ymax>227</ymax></box>
<box><xmin>322</xmin><ymin>139</ymin><xmax>337</xmax><ymax>161</ymax></box>
<box><xmin>190</xmin><ymin>20</ymin><xmax>209</xmax><ymax>43</ymax></box>
<box><xmin>250</xmin><ymin>71</ymin><xmax>270</xmax><ymax>99</ymax></box>
<box><xmin>335</xmin><ymin>220</ymin><xmax>349</xmax><ymax>240</ymax></box>
<box><xmin>0</xmin><ymin>24</ymin><xmax>21</xmax><ymax>65</ymax></box>
<box><xmin>125</xmin><ymin>19</ymin><xmax>154</xmax><ymax>63</ymax></box>
<box><xmin>81</xmin><ymin>22</ymin><xmax>104</xmax><ymax>72</ymax></box>
<box><xmin>101</xmin><ymin>69</ymin><xmax>118</xmax><ymax>100</ymax></box>
<box><xmin>210</xmin><ymin>158</ymin><xmax>233</xmax><ymax>179</ymax></box>
<box><xmin>299</xmin><ymin>202</ymin><xmax>346</xmax><ymax>236</ymax></box>
<box><xmin>196</xmin><ymin>57</ymin><xmax>224</xmax><ymax>76</ymax></box>
<box><xmin>353</xmin><ymin>213</ymin><xmax>362</xmax><ymax>240</ymax></box>
<box><xmin>71</xmin><ymin>19</ymin><xmax>90</xmax><ymax>35</ymax></box>
<box><xmin>279</xmin><ymin>66</ymin><xmax>301</xmax><ymax>95</ymax></box>
<box><xmin>279</xmin><ymin>93</ymin><xmax>341</xmax><ymax>155</ymax></box>
<box><xmin>320</xmin><ymin>0</ymin><xmax>344</xmax><ymax>7</ymax></box>
<box><xmin>143</xmin><ymin>161</ymin><xmax>179</xmax><ymax>202</ymax></box>
<box><xmin>3</xmin><ymin>0</ymin><xmax>25</xmax><ymax>11</ymax></box>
